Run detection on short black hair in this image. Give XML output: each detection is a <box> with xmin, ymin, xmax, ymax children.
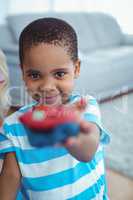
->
<box><xmin>19</xmin><ymin>17</ymin><xmax>78</xmax><ymax>66</ymax></box>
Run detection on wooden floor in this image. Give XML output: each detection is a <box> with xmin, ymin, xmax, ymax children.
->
<box><xmin>107</xmin><ymin>168</ymin><xmax>133</xmax><ymax>200</ymax></box>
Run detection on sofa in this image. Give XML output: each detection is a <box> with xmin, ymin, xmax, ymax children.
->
<box><xmin>0</xmin><ymin>12</ymin><xmax>133</xmax><ymax>107</ymax></box>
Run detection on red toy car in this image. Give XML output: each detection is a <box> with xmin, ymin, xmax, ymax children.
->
<box><xmin>19</xmin><ymin>104</ymin><xmax>79</xmax><ymax>132</ymax></box>
<box><xmin>19</xmin><ymin>98</ymin><xmax>86</xmax><ymax>146</ymax></box>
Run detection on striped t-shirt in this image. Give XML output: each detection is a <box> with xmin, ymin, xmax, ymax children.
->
<box><xmin>0</xmin><ymin>95</ymin><xmax>110</xmax><ymax>200</ymax></box>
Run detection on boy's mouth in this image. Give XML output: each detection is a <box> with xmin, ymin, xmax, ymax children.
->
<box><xmin>39</xmin><ymin>94</ymin><xmax>62</xmax><ymax>105</ymax></box>
<box><xmin>33</xmin><ymin>92</ymin><xmax>70</xmax><ymax>105</ymax></box>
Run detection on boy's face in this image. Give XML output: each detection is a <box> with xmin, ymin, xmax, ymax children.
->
<box><xmin>22</xmin><ymin>43</ymin><xmax>80</xmax><ymax>105</ymax></box>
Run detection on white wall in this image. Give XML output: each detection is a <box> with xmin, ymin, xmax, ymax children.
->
<box><xmin>86</xmin><ymin>0</ymin><xmax>133</xmax><ymax>34</ymax></box>
<box><xmin>8</xmin><ymin>0</ymin><xmax>50</xmax><ymax>14</ymax></box>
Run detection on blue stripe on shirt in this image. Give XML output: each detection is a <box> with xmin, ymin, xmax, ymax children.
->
<box><xmin>15</xmin><ymin>146</ymin><xmax>68</xmax><ymax>164</ymax></box>
<box><xmin>68</xmin><ymin>175</ymin><xmax>105</xmax><ymax>200</ymax></box>
<box><xmin>16</xmin><ymin>146</ymin><xmax>103</xmax><ymax>165</ymax></box>
<box><xmin>89</xmin><ymin>98</ymin><xmax>98</xmax><ymax>106</ymax></box>
<box><xmin>22</xmin><ymin>153</ymin><xmax>103</xmax><ymax>191</ymax></box>
<box><xmin>83</xmin><ymin>113</ymin><xmax>101</xmax><ymax>125</ymax></box>
<box><xmin>3</xmin><ymin>123</ymin><xmax>26</xmax><ymax>136</ymax></box>
<box><xmin>0</xmin><ymin>147</ymin><xmax>16</xmax><ymax>158</ymax></box>
<box><xmin>0</xmin><ymin>134</ymin><xmax>8</xmax><ymax>142</ymax></box>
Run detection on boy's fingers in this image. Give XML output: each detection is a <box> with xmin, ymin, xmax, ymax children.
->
<box><xmin>63</xmin><ymin>137</ymin><xmax>78</xmax><ymax>147</ymax></box>
<box><xmin>80</xmin><ymin>120</ymin><xmax>91</xmax><ymax>134</ymax></box>
<box><xmin>71</xmin><ymin>98</ymin><xmax>88</xmax><ymax>113</ymax></box>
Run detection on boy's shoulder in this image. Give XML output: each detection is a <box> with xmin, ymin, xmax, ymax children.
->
<box><xmin>69</xmin><ymin>94</ymin><xmax>95</xmax><ymax>102</ymax></box>
<box><xmin>69</xmin><ymin>94</ymin><xmax>97</xmax><ymax>106</ymax></box>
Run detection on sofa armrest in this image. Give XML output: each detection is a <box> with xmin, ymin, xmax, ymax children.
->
<box><xmin>0</xmin><ymin>44</ymin><xmax>18</xmax><ymax>55</ymax></box>
<box><xmin>123</xmin><ymin>33</ymin><xmax>133</xmax><ymax>45</ymax></box>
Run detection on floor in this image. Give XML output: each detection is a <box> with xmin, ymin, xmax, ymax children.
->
<box><xmin>99</xmin><ymin>93</ymin><xmax>133</xmax><ymax>199</ymax></box>
<box><xmin>100</xmin><ymin>92</ymin><xmax>133</xmax><ymax>180</ymax></box>
<box><xmin>107</xmin><ymin>168</ymin><xmax>133</xmax><ymax>200</ymax></box>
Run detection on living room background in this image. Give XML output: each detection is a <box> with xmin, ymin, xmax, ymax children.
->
<box><xmin>1</xmin><ymin>1</ymin><xmax>133</xmax><ymax>199</ymax></box>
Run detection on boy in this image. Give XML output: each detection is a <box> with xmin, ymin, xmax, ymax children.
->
<box><xmin>0</xmin><ymin>18</ymin><xmax>110</xmax><ymax>199</ymax></box>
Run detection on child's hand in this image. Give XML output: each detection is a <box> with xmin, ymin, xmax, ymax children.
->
<box><xmin>58</xmin><ymin>98</ymin><xmax>91</xmax><ymax>146</ymax></box>
<box><xmin>62</xmin><ymin>120</ymin><xmax>100</xmax><ymax>162</ymax></box>
<box><xmin>58</xmin><ymin>99</ymin><xmax>100</xmax><ymax>162</ymax></box>
<box><xmin>68</xmin><ymin>97</ymin><xmax>91</xmax><ymax>133</ymax></box>
<box><xmin>53</xmin><ymin>98</ymin><xmax>91</xmax><ymax>146</ymax></box>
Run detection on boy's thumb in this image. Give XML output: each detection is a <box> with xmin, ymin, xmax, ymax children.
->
<box><xmin>73</xmin><ymin>98</ymin><xmax>87</xmax><ymax>112</ymax></box>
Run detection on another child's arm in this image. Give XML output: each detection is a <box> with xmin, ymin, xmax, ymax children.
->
<box><xmin>0</xmin><ymin>152</ymin><xmax>21</xmax><ymax>200</ymax></box>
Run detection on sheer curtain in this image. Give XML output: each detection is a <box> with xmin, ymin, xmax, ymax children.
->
<box><xmin>6</xmin><ymin>0</ymin><xmax>133</xmax><ymax>33</ymax></box>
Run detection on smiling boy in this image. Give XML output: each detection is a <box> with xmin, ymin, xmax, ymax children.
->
<box><xmin>0</xmin><ymin>18</ymin><xmax>110</xmax><ymax>199</ymax></box>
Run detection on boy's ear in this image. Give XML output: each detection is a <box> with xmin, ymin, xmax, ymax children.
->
<box><xmin>74</xmin><ymin>59</ymin><xmax>81</xmax><ymax>79</ymax></box>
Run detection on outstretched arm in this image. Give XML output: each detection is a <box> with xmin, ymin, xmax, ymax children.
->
<box><xmin>0</xmin><ymin>152</ymin><xmax>21</xmax><ymax>200</ymax></box>
<box><xmin>64</xmin><ymin>98</ymin><xmax>100</xmax><ymax>162</ymax></box>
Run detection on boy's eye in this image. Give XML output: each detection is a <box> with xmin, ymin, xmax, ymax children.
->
<box><xmin>54</xmin><ymin>72</ymin><xmax>66</xmax><ymax>79</ymax></box>
<box><xmin>28</xmin><ymin>73</ymin><xmax>41</xmax><ymax>80</ymax></box>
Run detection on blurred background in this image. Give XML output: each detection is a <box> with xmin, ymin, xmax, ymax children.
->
<box><xmin>0</xmin><ymin>0</ymin><xmax>133</xmax><ymax>33</ymax></box>
<box><xmin>0</xmin><ymin>1</ymin><xmax>133</xmax><ymax>199</ymax></box>
<box><xmin>1</xmin><ymin>0</ymin><xmax>133</xmax><ymax>34</ymax></box>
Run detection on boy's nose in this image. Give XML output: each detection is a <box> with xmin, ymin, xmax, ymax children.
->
<box><xmin>39</xmin><ymin>78</ymin><xmax>56</xmax><ymax>92</ymax></box>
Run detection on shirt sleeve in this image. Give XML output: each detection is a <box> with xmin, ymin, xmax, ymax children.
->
<box><xmin>82</xmin><ymin>95</ymin><xmax>110</xmax><ymax>145</ymax></box>
<box><xmin>0</xmin><ymin>124</ymin><xmax>16</xmax><ymax>159</ymax></box>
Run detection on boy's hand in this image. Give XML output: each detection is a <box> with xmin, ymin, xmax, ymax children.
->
<box><xmin>60</xmin><ymin>100</ymin><xmax>100</xmax><ymax>162</ymax></box>
<box><xmin>65</xmin><ymin>97</ymin><xmax>91</xmax><ymax>136</ymax></box>
<box><xmin>63</xmin><ymin>122</ymin><xmax>100</xmax><ymax>162</ymax></box>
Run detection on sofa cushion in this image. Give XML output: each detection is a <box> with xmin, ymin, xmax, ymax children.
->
<box><xmin>7</xmin><ymin>12</ymin><xmax>124</xmax><ymax>53</ymax></box>
<box><xmin>88</xmin><ymin>45</ymin><xmax>133</xmax><ymax>63</ymax></box>
<box><xmin>7</xmin><ymin>13</ymin><xmax>47</xmax><ymax>42</ymax></box>
<box><xmin>2</xmin><ymin>44</ymin><xmax>18</xmax><ymax>55</ymax></box>
<box><xmin>0</xmin><ymin>25</ymin><xmax>15</xmax><ymax>47</ymax></box>
<box><xmin>7</xmin><ymin>12</ymin><xmax>71</xmax><ymax>42</ymax></box>
<box><xmin>86</xmin><ymin>12</ymin><xmax>124</xmax><ymax>49</ymax></box>
<box><xmin>56</xmin><ymin>13</ymin><xmax>98</xmax><ymax>52</ymax></box>
<box><xmin>74</xmin><ymin>46</ymin><xmax>133</xmax><ymax>100</ymax></box>
<box><xmin>7</xmin><ymin>12</ymin><xmax>99</xmax><ymax>52</ymax></box>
